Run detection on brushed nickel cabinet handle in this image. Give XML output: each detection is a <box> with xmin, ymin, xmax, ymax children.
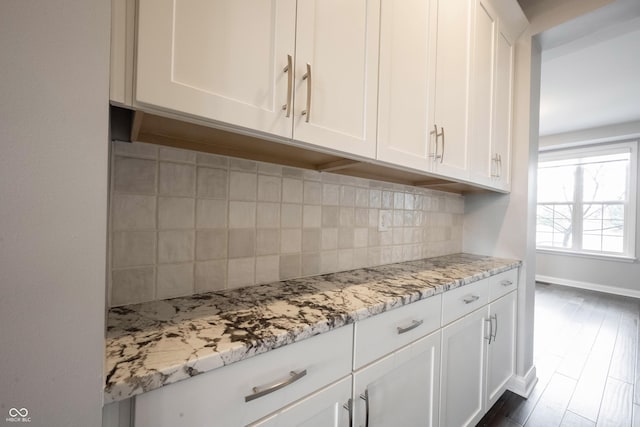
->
<box><xmin>244</xmin><ymin>369</ymin><xmax>307</xmax><ymax>402</ymax></box>
<box><xmin>282</xmin><ymin>54</ymin><xmax>293</xmax><ymax>118</ymax></box>
<box><xmin>429</xmin><ymin>124</ymin><xmax>438</xmax><ymax>159</ymax></box>
<box><xmin>498</xmin><ymin>154</ymin><xmax>503</xmax><ymax>177</ymax></box>
<box><xmin>463</xmin><ymin>295</ymin><xmax>480</xmax><ymax>304</ymax></box>
<box><xmin>396</xmin><ymin>319</ymin><xmax>424</xmax><ymax>335</ymax></box>
<box><xmin>360</xmin><ymin>389</ymin><xmax>370</xmax><ymax>427</ymax></box>
<box><xmin>485</xmin><ymin>317</ymin><xmax>493</xmax><ymax>343</ymax></box>
<box><xmin>343</xmin><ymin>398</ymin><xmax>353</xmax><ymax>427</ymax></box>
<box><xmin>491</xmin><ymin>314</ymin><xmax>498</xmax><ymax>341</ymax></box>
<box><xmin>501</xmin><ymin>280</ymin><xmax>513</xmax><ymax>287</ymax></box>
<box><xmin>440</xmin><ymin>126</ymin><xmax>445</xmax><ymax>163</ymax></box>
<box><xmin>301</xmin><ymin>63</ymin><xmax>312</xmax><ymax>122</ymax></box>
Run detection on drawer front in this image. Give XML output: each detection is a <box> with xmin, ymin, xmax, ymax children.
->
<box><xmin>489</xmin><ymin>268</ymin><xmax>518</xmax><ymax>301</ymax></box>
<box><xmin>134</xmin><ymin>326</ymin><xmax>353</xmax><ymax>427</ymax></box>
<box><xmin>441</xmin><ymin>279</ymin><xmax>489</xmax><ymax>326</ymax></box>
<box><xmin>354</xmin><ymin>295</ymin><xmax>442</xmax><ymax>369</ymax></box>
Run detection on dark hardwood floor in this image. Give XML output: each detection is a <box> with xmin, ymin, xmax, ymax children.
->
<box><xmin>478</xmin><ymin>282</ymin><xmax>640</xmax><ymax>427</ymax></box>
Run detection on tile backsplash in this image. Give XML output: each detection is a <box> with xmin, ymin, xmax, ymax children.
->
<box><xmin>108</xmin><ymin>141</ymin><xmax>464</xmax><ymax>307</ymax></box>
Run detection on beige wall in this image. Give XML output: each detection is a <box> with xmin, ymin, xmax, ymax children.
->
<box><xmin>0</xmin><ymin>1</ymin><xmax>110</xmax><ymax>426</ymax></box>
<box><xmin>108</xmin><ymin>142</ymin><xmax>464</xmax><ymax>307</ymax></box>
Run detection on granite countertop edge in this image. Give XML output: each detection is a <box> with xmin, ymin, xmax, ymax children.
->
<box><xmin>104</xmin><ymin>253</ymin><xmax>521</xmax><ymax>403</ymax></box>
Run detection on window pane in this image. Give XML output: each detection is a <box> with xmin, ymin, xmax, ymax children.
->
<box><xmin>602</xmin><ymin>236</ymin><xmax>623</xmax><ymax>253</ymax></box>
<box><xmin>536</xmin><ymin>232</ymin><xmax>553</xmax><ymax>247</ymax></box>
<box><xmin>583</xmin><ymin>234</ymin><xmax>602</xmax><ymax>251</ymax></box>
<box><xmin>603</xmin><ymin>204</ymin><xmax>624</xmax><ymax>221</ymax></box>
<box><xmin>582</xmin><ymin>157</ymin><xmax>628</xmax><ymax>202</ymax></box>
<box><xmin>537</xmin><ymin>164</ymin><xmax>575</xmax><ymax>203</ymax></box>
<box><xmin>583</xmin><ymin>219</ymin><xmax>602</xmax><ymax>234</ymax></box>
<box><xmin>583</xmin><ymin>204</ymin><xmax>602</xmax><ymax>220</ymax></box>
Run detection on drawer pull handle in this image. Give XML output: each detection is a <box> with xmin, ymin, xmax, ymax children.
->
<box><xmin>397</xmin><ymin>319</ymin><xmax>424</xmax><ymax>334</ymax></box>
<box><xmin>301</xmin><ymin>63</ymin><xmax>312</xmax><ymax>122</ymax></box>
<box><xmin>501</xmin><ymin>280</ymin><xmax>513</xmax><ymax>287</ymax></box>
<box><xmin>463</xmin><ymin>295</ymin><xmax>480</xmax><ymax>304</ymax></box>
<box><xmin>244</xmin><ymin>369</ymin><xmax>307</xmax><ymax>402</ymax></box>
<box><xmin>360</xmin><ymin>389</ymin><xmax>370</xmax><ymax>427</ymax></box>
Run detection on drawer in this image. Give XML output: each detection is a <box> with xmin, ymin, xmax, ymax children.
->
<box><xmin>134</xmin><ymin>326</ymin><xmax>353</xmax><ymax>427</ymax></box>
<box><xmin>441</xmin><ymin>279</ymin><xmax>489</xmax><ymax>326</ymax></box>
<box><xmin>353</xmin><ymin>295</ymin><xmax>442</xmax><ymax>369</ymax></box>
<box><xmin>489</xmin><ymin>268</ymin><xmax>518</xmax><ymax>301</ymax></box>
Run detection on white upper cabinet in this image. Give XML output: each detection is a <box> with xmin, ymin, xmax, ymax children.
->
<box><xmin>376</xmin><ymin>0</ymin><xmax>473</xmax><ymax>181</ymax></box>
<box><xmin>293</xmin><ymin>0</ymin><xmax>379</xmax><ymax>158</ymax></box>
<box><xmin>134</xmin><ymin>0</ymin><xmax>378</xmax><ymax>159</ymax></box>
<box><xmin>136</xmin><ymin>0</ymin><xmax>297</xmax><ymax>139</ymax></box>
<box><xmin>468</xmin><ymin>0</ymin><xmax>516</xmax><ymax>191</ymax></box>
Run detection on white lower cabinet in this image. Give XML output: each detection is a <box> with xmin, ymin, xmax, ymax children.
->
<box><xmin>250</xmin><ymin>376</ymin><xmax>351</xmax><ymax>427</ymax></box>
<box><xmin>440</xmin><ymin>289</ymin><xmax>517</xmax><ymax>427</ymax></box>
<box><xmin>353</xmin><ymin>331</ymin><xmax>441</xmax><ymax>427</ymax></box>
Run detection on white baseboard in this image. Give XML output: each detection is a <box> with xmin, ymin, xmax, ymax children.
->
<box><xmin>536</xmin><ymin>274</ymin><xmax>640</xmax><ymax>299</ymax></box>
<box><xmin>508</xmin><ymin>365</ymin><xmax>537</xmax><ymax>398</ymax></box>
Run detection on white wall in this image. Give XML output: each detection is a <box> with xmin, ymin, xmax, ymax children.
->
<box><xmin>0</xmin><ymin>1</ymin><xmax>109</xmax><ymax>426</ymax></box>
<box><xmin>464</xmin><ymin>33</ymin><xmax>542</xmax><ymax>396</ymax></box>
<box><xmin>536</xmin><ymin>120</ymin><xmax>640</xmax><ymax>297</ymax></box>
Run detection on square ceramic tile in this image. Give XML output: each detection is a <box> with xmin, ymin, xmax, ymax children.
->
<box><xmin>159</xmin><ymin>147</ymin><xmax>196</xmax><ymax>163</ymax></box>
<box><xmin>228</xmin><ymin>201</ymin><xmax>256</xmax><ymax>228</ymax></box>
<box><xmin>229</xmin><ymin>158</ymin><xmax>257</xmax><ymax>171</ymax></box>
<box><xmin>282</xmin><ymin>178</ymin><xmax>303</xmax><ymax>203</ymax></box>
<box><xmin>282</xmin><ymin>167</ymin><xmax>304</xmax><ymax>178</ymax></box>
<box><xmin>303</xmin><ymin>181</ymin><xmax>322</xmax><ymax>205</ymax></box>
<box><xmin>257</xmin><ymin>202</ymin><xmax>280</xmax><ymax>228</ymax></box>
<box><xmin>368</xmin><ymin>229</ymin><xmax>381</xmax><ymax>246</ymax></box>
<box><xmin>303</xmin><ymin>205</ymin><xmax>321</xmax><ymax>228</ymax></box>
<box><xmin>339</xmin><ymin>207</ymin><xmax>355</xmax><ymax>227</ymax></box>
<box><xmin>256</xmin><ymin>229</ymin><xmax>280</xmax><ymax>255</ymax></box>
<box><xmin>195</xmin><ymin>260</ymin><xmax>226</xmax><ymax>292</ymax></box>
<box><xmin>355</xmin><ymin>208</ymin><xmax>369</xmax><ymax>227</ymax></box>
<box><xmin>322</xmin><ymin>183</ymin><xmax>339</xmax><ymax>205</ymax></box>
<box><xmin>381</xmin><ymin>191</ymin><xmax>393</xmax><ymax>209</ymax></box>
<box><xmin>258</xmin><ymin>163</ymin><xmax>282</xmax><ymax>176</ymax></box>
<box><xmin>369</xmin><ymin>209</ymin><xmax>379</xmax><ymax>227</ymax></box>
<box><xmin>394</xmin><ymin>192</ymin><xmax>405</xmax><ymax>209</ymax></box>
<box><xmin>255</xmin><ymin>255</ymin><xmax>279</xmax><ymax>284</ymax></box>
<box><xmin>355</xmin><ymin>188</ymin><xmax>369</xmax><ymax>207</ymax></box>
<box><xmin>228</xmin><ymin>258</ymin><xmax>255</xmax><ymax>289</ymax></box>
<box><xmin>320</xmin><ymin>251</ymin><xmax>338</xmax><ymax>273</ymax></box>
<box><xmin>113</xmin><ymin>157</ymin><xmax>156</xmax><ymax>194</ymax></box>
<box><xmin>156</xmin><ymin>263</ymin><xmax>194</xmax><ymax>299</ymax></box>
<box><xmin>354</xmin><ymin>228</ymin><xmax>368</xmax><ymax>248</ymax></box>
<box><xmin>196</xmin><ymin>199</ymin><xmax>227</xmax><ymax>229</ymax></box>
<box><xmin>229</xmin><ymin>171</ymin><xmax>257</xmax><ymax>201</ymax></box>
<box><xmin>228</xmin><ymin>229</ymin><xmax>256</xmax><ymax>258</ymax></box>
<box><xmin>158</xmin><ymin>197</ymin><xmax>195</xmax><ymax>229</ymax></box>
<box><xmin>113</xmin><ymin>141</ymin><xmax>157</xmax><ymax>159</ymax></box>
<box><xmin>196</xmin><ymin>229</ymin><xmax>227</xmax><ymax>260</ymax></box>
<box><xmin>110</xmin><ymin>267</ymin><xmax>155</xmax><ymax>306</ymax></box>
<box><xmin>392</xmin><ymin>229</ymin><xmax>404</xmax><ymax>245</ymax></box>
<box><xmin>159</xmin><ymin>162</ymin><xmax>196</xmax><ymax>196</ymax></box>
<box><xmin>321</xmin><ymin>206</ymin><xmax>338</xmax><ymax>227</ymax></box>
<box><xmin>369</xmin><ymin>189</ymin><xmax>381</xmax><ymax>208</ymax></box>
<box><xmin>393</xmin><ymin>211</ymin><xmax>404</xmax><ymax>227</ymax></box>
<box><xmin>302</xmin><ymin>229</ymin><xmax>321</xmax><ymax>252</ymax></box>
<box><xmin>158</xmin><ymin>230</ymin><xmax>194</xmax><ymax>263</ymax></box>
<box><xmin>257</xmin><ymin>175</ymin><xmax>282</xmax><ymax>202</ymax></box>
<box><xmin>404</xmin><ymin>193</ymin><xmax>415</xmax><ymax>210</ymax></box>
<box><xmin>279</xmin><ymin>254</ymin><xmax>301</xmax><ymax>280</ymax></box>
<box><xmin>380</xmin><ymin>228</ymin><xmax>393</xmax><ymax>246</ymax></box>
<box><xmin>338</xmin><ymin>227</ymin><xmax>354</xmax><ymax>249</ymax></box>
<box><xmin>281</xmin><ymin>204</ymin><xmax>302</xmax><ymax>228</ymax></box>
<box><xmin>321</xmin><ymin>228</ymin><xmax>338</xmax><ymax>250</ymax></box>
<box><xmin>280</xmin><ymin>228</ymin><xmax>301</xmax><ymax>254</ymax></box>
<box><xmin>353</xmin><ymin>248</ymin><xmax>368</xmax><ymax>268</ymax></box>
<box><xmin>197</xmin><ymin>167</ymin><xmax>228</xmax><ymax>199</ymax></box>
<box><xmin>197</xmin><ymin>153</ymin><xmax>228</xmax><ymax>168</ymax></box>
<box><xmin>302</xmin><ymin>252</ymin><xmax>320</xmax><ymax>276</ymax></box>
<box><xmin>112</xmin><ymin>231</ymin><xmax>156</xmax><ymax>267</ymax></box>
<box><xmin>111</xmin><ymin>194</ymin><xmax>156</xmax><ymax>230</ymax></box>
<box><xmin>338</xmin><ymin>249</ymin><xmax>354</xmax><ymax>271</ymax></box>
<box><xmin>340</xmin><ymin>186</ymin><xmax>355</xmax><ymax>206</ymax></box>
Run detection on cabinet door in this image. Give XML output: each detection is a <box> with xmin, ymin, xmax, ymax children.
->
<box><xmin>293</xmin><ymin>0</ymin><xmax>379</xmax><ymax>159</ymax></box>
<box><xmin>486</xmin><ymin>291</ymin><xmax>517</xmax><ymax>408</ymax></box>
<box><xmin>376</xmin><ymin>0</ymin><xmax>437</xmax><ymax>171</ymax></box>
<box><xmin>491</xmin><ymin>28</ymin><xmax>514</xmax><ymax>191</ymax></box>
<box><xmin>250</xmin><ymin>377</ymin><xmax>351</xmax><ymax>427</ymax></box>
<box><xmin>353</xmin><ymin>331</ymin><xmax>441</xmax><ymax>427</ymax></box>
<box><xmin>440</xmin><ymin>307</ymin><xmax>488</xmax><ymax>427</ymax></box>
<box><xmin>467</xmin><ymin>0</ymin><xmax>497</xmax><ymax>187</ymax></box>
<box><xmin>136</xmin><ymin>0</ymin><xmax>296</xmax><ymax>138</ymax></box>
<box><xmin>431</xmin><ymin>0</ymin><xmax>473</xmax><ymax>179</ymax></box>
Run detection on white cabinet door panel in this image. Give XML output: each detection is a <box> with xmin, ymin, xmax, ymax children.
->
<box><xmin>136</xmin><ymin>0</ymin><xmax>296</xmax><ymax>137</ymax></box>
<box><xmin>486</xmin><ymin>291</ymin><xmax>517</xmax><ymax>408</ymax></box>
<box><xmin>492</xmin><ymin>29</ymin><xmax>514</xmax><ymax>190</ymax></box>
<box><xmin>293</xmin><ymin>0</ymin><xmax>379</xmax><ymax>158</ymax></box>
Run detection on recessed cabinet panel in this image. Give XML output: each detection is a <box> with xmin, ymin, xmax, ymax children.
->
<box><xmin>376</xmin><ymin>0</ymin><xmax>437</xmax><ymax>171</ymax></box>
<box><xmin>492</xmin><ymin>29</ymin><xmax>514</xmax><ymax>190</ymax></box>
<box><xmin>486</xmin><ymin>291</ymin><xmax>517</xmax><ymax>408</ymax></box>
<box><xmin>293</xmin><ymin>0</ymin><xmax>379</xmax><ymax>158</ymax></box>
<box><xmin>136</xmin><ymin>0</ymin><xmax>296</xmax><ymax>138</ymax></box>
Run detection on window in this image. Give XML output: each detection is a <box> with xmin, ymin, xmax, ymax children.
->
<box><xmin>536</xmin><ymin>140</ymin><xmax>637</xmax><ymax>258</ymax></box>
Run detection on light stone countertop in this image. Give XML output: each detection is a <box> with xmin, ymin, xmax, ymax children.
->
<box><xmin>104</xmin><ymin>253</ymin><xmax>521</xmax><ymax>403</ymax></box>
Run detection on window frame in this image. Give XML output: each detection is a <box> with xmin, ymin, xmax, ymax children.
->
<box><xmin>536</xmin><ymin>139</ymin><xmax>638</xmax><ymax>260</ymax></box>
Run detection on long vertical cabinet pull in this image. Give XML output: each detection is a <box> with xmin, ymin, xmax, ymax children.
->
<box><xmin>282</xmin><ymin>54</ymin><xmax>293</xmax><ymax>117</ymax></box>
<box><xmin>429</xmin><ymin>125</ymin><xmax>445</xmax><ymax>162</ymax></box>
<box><xmin>301</xmin><ymin>63</ymin><xmax>312</xmax><ymax>122</ymax></box>
<box><xmin>491</xmin><ymin>314</ymin><xmax>498</xmax><ymax>341</ymax></box>
<box><xmin>360</xmin><ymin>389</ymin><xmax>370</xmax><ymax>427</ymax></box>
<box><xmin>439</xmin><ymin>127</ymin><xmax>445</xmax><ymax>163</ymax></box>
<box><xmin>343</xmin><ymin>398</ymin><xmax>353</xmax><ymax>427</ymax></box>
<box><xmin>484</xmin><ymin>317</ymin><xmax>493</xmax><ymax>344</ymax></box>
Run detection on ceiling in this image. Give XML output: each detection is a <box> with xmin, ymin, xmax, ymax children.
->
<box><xmin>537</xmin><ymin>0</ymin><xmax>640</xmax><ymax>136</ymax></box>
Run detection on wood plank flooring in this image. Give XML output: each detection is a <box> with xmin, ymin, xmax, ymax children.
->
<box><xmin>478</xmin><ymin>283</ymin><xmax>640</xmax><ymax>427</ymax></box>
